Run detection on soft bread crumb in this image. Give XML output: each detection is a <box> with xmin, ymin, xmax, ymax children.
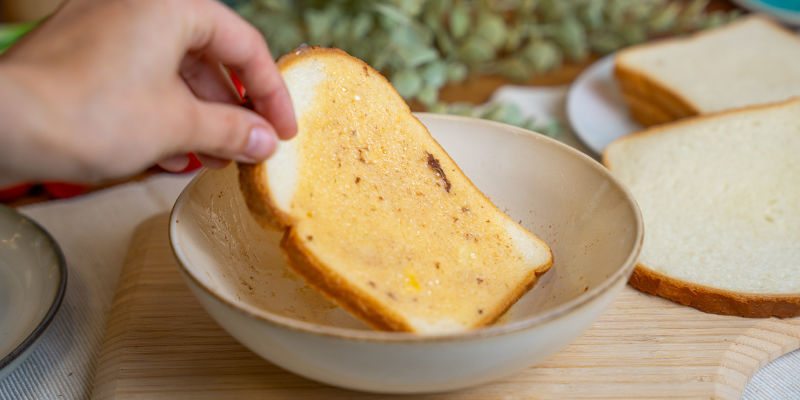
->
<box><xmin>266</xmin><ymin>60</ymin><xmax>325</xmax><ymax>211</ymax></box>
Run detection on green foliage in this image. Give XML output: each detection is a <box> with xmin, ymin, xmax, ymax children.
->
<box><xmin>237</xmin><ymin>0</ymin><xmax>739</xmax><ymax>135</ymax></box>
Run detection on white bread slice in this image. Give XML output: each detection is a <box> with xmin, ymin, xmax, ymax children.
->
<box><xmin>603</xmin><ymin>98</ymin><xmax>800</xmax><ymax>317</ymax></box>
<box><xmin>615</xmin><ymin>15</ymin><xmax>800</xmax><ymax>121</ymax></box>
<box><xmin>238</xmin><ymin>47</ymin><xmax>553</xmax><ymax>333</ymax></box>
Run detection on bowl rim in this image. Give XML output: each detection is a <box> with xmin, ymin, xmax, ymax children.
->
<box><xmin>169</xmin><ymin>113</ymin><xmax>643</xmax><ymax>343</ymax></box>
<box><xmin>0</xmin><ymin>205</ymin><xmax>68</xmax><ymax>371</ymax></box>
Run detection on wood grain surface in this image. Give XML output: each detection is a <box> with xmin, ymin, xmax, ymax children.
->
<box><xmin>91</xmin><ymin>214</ymin><xmax>800</xmax><ymax>400</ymax></box>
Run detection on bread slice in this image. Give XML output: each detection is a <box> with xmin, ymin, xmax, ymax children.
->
<box><xmin>615</xmin><ymin>15</ymin><xmax>800</xmax><ymax>122</ymax></box>
<box><xmin>603</xmin><ymin>98</ymin><xmax>800</xmax><ymax>317</ymax></box>
<box><xmin>238</xmin><ymin>47</ymin><xmax>553</xmax><ymax>334</ymax></box>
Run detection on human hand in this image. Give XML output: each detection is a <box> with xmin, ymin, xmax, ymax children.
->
<box><xmin>0</xmin><ymin>0</ymin><xmax>296</xmax><ymax>186</ymax></box>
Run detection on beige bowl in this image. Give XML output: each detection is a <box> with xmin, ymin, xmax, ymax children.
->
<box><xmin>169</xmin><ymin>113</ymin><xmax>643</xmax><ymax>393</ymax></box>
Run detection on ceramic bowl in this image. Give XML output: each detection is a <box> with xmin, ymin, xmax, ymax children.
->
<box><xmin>169</xmin><ymin>113</ymin><xmax>643</xmax><ymax>393</ymax></box>
<box><xmin>0</xmin><ymin>205</ymin><xmax>67</xmax><ymax>381</ymax></box>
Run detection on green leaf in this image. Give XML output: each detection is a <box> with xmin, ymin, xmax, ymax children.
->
<box><xmin>458</xmin><ymin>36</ymin><xmax>495</xmax><ymax>64</ymax></box>
<box><xmin>392</xmin><ymin>69</ymin><xmax>423</xmax><ymax>99</ymax></box>
<box><xmin>498</xmin><ymin>58</ymin><xmax>531</xmax><ymax>82</ymax></box>
<box><xmin>475</xmin><ymin>13</ymin><xmax>508</xmax><ymax>49</ymax></box>
<box><xmin>578</xmin><ymin>0</ymin><xmax>604</xmax><ymax>30</ymax></box>
<box><xmin>446</xmin><ymin>62</ymin><xmax>468</xmax><ymax>82</ymax></box>
<box><xmin>401</xmin><ymin>44</ymin><xmax>440</xmax><ymax>69</ymax></box>
<box><xmin>421</xmin><ymin>61</ymin><xmax>448</xmax><ymax>88</ymax></box>
<box><xmin>522</xmin><ymin>40</ymin><xmax>562</xmax><ymax>73</ymax></box>
<box><xmin>648</xmin><ymin>3</ymin><xmax>681</xmax><ymax>33</ymax></box>
<box><xmin>588</xmin><ymin>32</ymin><xmax>624</xmax><ymax>54</ymax></box>
<box><xmin>449</xmin><ymin>4</ymin><xmax>470</xmax><ymax>40</ymax></box>
<box><xmin>417</xmin><ymin>85</ymin><xmax>439</xmax><ymax>107</ymax></box>
<box><xmin>304</xmin><ymin>7</ymin><xmax>341</xmax><ymax>46</ymax></box>
<box><xmin>553</xmin><ymin>18</ymin><xmax>587</xmax><ymax>61</ymax></box>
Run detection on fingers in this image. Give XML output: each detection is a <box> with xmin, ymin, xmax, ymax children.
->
<box><xmin>195</xmin><ymin>154</ymin><xmax>230</xmax><ymax>169</ymax></box>
<box><xmin>185</xmin><ymin>0</ymin><xmax>297</xmax><ymax>139</ymax></box>
<box><xmin>180</xmin><ymin>54</ymin><xmax>240</xmax><ymax>104</ymax></box>
<box><xmin>157</xmin><ymin>154</ymin><xmax>191</xmax><ymax>172</ymax></box>
<box><xmin>182</xmin><ymin>99</ymin><xmax>278</xmax><ymax>163</ymax></box>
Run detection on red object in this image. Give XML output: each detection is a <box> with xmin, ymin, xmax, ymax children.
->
<box><xmin>180</xmin><ymin>153</ymin><xmax>203</xmax><ymax>173</ymax></box>
<box><xmin>0</xmin><ymin>183</ymin><xmax>33</xmax><ymax>201</ymax></box>
<box><xmin>43</xmin><ymin>182</ymin><xmax>90</xmax><ymax>199</ymax></box>
<box><xmin>229</xmin><ymin>71</ymin><xmax>246</xmax><ymax>100</ymax></box>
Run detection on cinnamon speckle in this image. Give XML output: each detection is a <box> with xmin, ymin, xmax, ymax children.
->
<box><xmin>435</xmin><ymin>262</ymin><xmax>441</xmax><ymax>269</ymax></box>
<box><xmin>387</xmin><ymin>291</ymin><xmax>396</xmax><ymax>300</ymax></box>
<box><xmin>306</xmin><ymin>235</ymin><xmax>313</xmax><ymax>241</ymax></box>
<box><xmin>426</xmin><ymin>152</ymin><xmax>451</xmax><ymax>192</ymax></box>
<box><xmin>476</xmin><ymin>278</ymin><xmax>484</xmax><ymax>284</ymax></box>
<box><xmin>368</xmin><ymin>281</ymin><xmax>376</xmax><ymax>288</ymax></box>
<box><xmin>478</xmin><ymin>309</ymin><xmax>484</xmax><ymax>314</ymax></box>
<box><xmin>461</xmin><ymin>206</ymin><xmax>470</xmax><ymax>213</ymax></box>
<box><xmin>355</xmin><ymin>176</ymin><xmax>361</xmax><ymax>184</ymax></box>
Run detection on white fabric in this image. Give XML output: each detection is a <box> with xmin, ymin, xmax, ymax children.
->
<box><xmin>0</xmin><ymin>85</ymin><xmax>796</xmax><ymax>399</ymax></box>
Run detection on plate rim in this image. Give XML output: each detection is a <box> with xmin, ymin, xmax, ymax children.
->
<box><xmin>0</xmin><ymin>205</ymin><xmax>68</xmax><ymax>373</ymax></box>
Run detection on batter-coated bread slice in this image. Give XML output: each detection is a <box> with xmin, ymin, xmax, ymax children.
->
<box><xmin>614</xmin><ymin>15</ymin><xmax>800</xmax><ymax>123</ymax></box>
<box><xmin>603</xmin><ymin>98</ymin><xmax>800</xmax><ymax>317</ymax></box>
<box><xmin>239</xmin><ymin>47</ymin><xmax>553</xmax><ymax>333</ymax></box>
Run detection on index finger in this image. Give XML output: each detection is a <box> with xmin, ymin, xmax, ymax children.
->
<box><xmin>184</xmin><ymin>0</ymin><xmax>297</xmax><ymax>139</ymax></box>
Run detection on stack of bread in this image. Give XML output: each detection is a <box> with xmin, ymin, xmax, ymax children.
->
<box><xmin>614</xmin><ymin>15</ymin><xmax>800</xmax><ymax>126</ymax></box>
<box><xmin>606</xmin><ymin>15</ymin><xmax>800</xmax><ymax>317</ymax></box>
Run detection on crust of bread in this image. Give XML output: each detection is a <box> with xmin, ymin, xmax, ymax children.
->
<box><xmin>630</xmin><ymin>264</ymin><xmax>800</xmax><ymax>318</ymax></box>
<box><xmin>237</xmin><ymin>163</ymin><xmax>289</xmax><ymax>231</ymax></box>
<box><xmin>237</xmin><ymin>46</ymin><xmax>552</xmax><ymax>333</ymax></box>
<box><xmin>614</xmin><ymin>62</ymin><xmax>698</xmax><ymax>120</ymax></box>
<box><xmin>604</xmin><ymin>97</ymin><xmax>800</xmax><ymax>317</ymax></box>
<box><xmin>620</xmin><ymin>91</ymin><xmax>678</xmax><ymax>126</ymax></box>
<box><xmin>279</xmin><ymin>227</ymin><xmax>411</xmax><ymax>331</ymax></box>
<box><xmin>279</xmin><ymin>227</ymin><xmax>552</xmax><ymax>331</ymax></box>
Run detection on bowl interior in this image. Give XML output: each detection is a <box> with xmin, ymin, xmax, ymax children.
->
<box><xmin>0</xmin><ymin>206</ymin><xmax>66</xmax><ymax>372</ymax></box>
<box><xmin>171</xmin><ymin>113</ymin><xmax>642</xmax><ymax>335</ymax></box>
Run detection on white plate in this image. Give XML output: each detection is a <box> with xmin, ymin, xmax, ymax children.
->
<box><xmin>566</xmin><ymin>54</ymin><xmax>642</xmax><ymax>156</ymax></box>
<box><xmin>0</xmin><ymin>205</ymin><xmax>67</xmax><ymax>381</ymax></box>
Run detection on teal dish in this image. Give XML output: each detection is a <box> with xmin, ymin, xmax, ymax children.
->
<box><xmin>733</xmin><ymin>0</ymin><xmax>800</xmax><ymax>25</ymax></box>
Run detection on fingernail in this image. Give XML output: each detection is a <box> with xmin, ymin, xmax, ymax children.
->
<box><xmin>239</xmin><ymin>126</ymin><xmax>276</xmax><ymax>162</ymax></box>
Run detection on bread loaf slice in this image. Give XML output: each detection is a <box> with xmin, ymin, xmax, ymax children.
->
<box><xmin>239</xmin><ymin>47</ymin><xmax>553</xmax><ymax>333</ymax></box>
<box><xmin>615</xmin><ymin>15</ymin><xmax>800</xmax><ymax>123</ymax></box>
<box><xmin>603</xmin><ymin>98</ymin><xmax>800</xmax><ymax>317</ymax></box>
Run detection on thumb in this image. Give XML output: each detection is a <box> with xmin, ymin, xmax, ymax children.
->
<box><xmin>185</xmin><ymin>100</ymin><xmax>279</xmax><ymax>163</ymax></box>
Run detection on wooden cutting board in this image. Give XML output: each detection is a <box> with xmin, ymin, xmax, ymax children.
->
<box><xmin>90</xmin><ymin>214</ymin><xmax>800</xmax><ymax>399</ymax></box>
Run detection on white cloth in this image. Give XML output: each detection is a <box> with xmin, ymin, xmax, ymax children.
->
<box><xmin>0</xmin><ymin>85</ymin><xmax>796</xmax><ymax>399</ymax></box>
